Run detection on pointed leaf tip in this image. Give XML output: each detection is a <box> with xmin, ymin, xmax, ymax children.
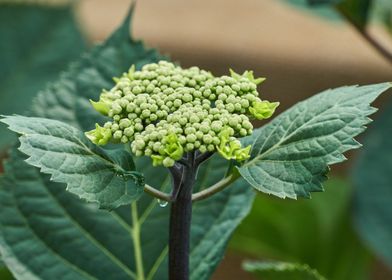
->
<box><xmin>239</xmin><ymin>83</ymin><xmax>391</xmax><ymax>199</ymax></box>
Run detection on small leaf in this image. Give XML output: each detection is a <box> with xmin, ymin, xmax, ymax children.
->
<box><xmin>1</xmin><ymin>115</ymin><xmax>144</xmax><ymax>209</ymax></box>
<box><xmin>243</xmin><ymin>261</ymin><xmax>326</xmax><ymax>280</ymax></box>
<box><xmin>238</xmin><ymin>83</ymin><xmax>391</xmax><ymax>199</ymax></box>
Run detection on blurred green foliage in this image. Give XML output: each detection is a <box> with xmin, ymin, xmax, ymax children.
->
<box><xmin>284</xmin><ymin>0</ymin><xmax>392</xmax><ymax>31</ymax></box>
<box><xmin>352</xmin><ymin>100</ymin><xmax>392</xmax><ymax>268</ymax></box>
<box><xmin>281</xmin><ymin>0</ymin><xmax>392</xmax><ymax>274</ymax></box>
<box><xmin>243</xmin><ymin>261</ymin><xmax>326</xmax><ymax>280</ymax></box>
<box><xmin>0</xmin><ymin>261</ymin><xmax>13</xmax><ymax>280</ymax></box>
<box><xmin>0</xmin><ymin>3</ymin><xmax>85</xmax><ymax>150</ymax></box>
<box><xmin>230</xmin><ymin>178</ymin><xmax>372</xmax><ymax>280</ymax></box>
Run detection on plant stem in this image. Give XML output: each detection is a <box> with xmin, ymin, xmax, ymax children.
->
<box><xmin>191</xmin><ymin>173</ymin><xmax>238</xmax><ymax>202</ymax></box>
<box><xmin>144</xmin><ymin>184</ymin><xmax>171</xmax><ymax>202</ymax></box>
<box><xmin>169</xmin><ymin>153</ymin><xmax>196</xmax><ymax>280</ymax></box>
<box><xmin>131</xmin><ymin>202</ymin><xmax>145</xmax><ymax>280</ymax></box>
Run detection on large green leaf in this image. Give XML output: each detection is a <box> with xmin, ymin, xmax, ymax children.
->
<box><xmin>230</xmin><ymin>178</ymin><xmax>371</xmax><ymax>280</ymax></box>
<box><xmin>0</xmin><ymin>4</ymin><xmax>85</xmax><ymax>150</ymax></box>
<box><xmin>243</xmin><ymin>261</ymin><xmax>326</xmax><ymax>280</ymax></box>
<box><xmin>238</xmin><ymin>83</ymin><xmax>391</xmax><ymax>199</ymax></box>
<box><xmin>0</xmin><ymin>7</ymin><xmax>254</xmax><ymax>280</ymax></box>
<box><xmin>0</xmin><ymin>116</ymin><xmax>144</xmax><ymax>210</ymax></box>
<box><xmin>0</xmin><ymin>151</ymin><xmax>253</xmax><ymax>279</ymax></box>
<box><xmin>352</xmin><ymin>100</ymin><xmax>392</xmax><ymax>268</ymax></box>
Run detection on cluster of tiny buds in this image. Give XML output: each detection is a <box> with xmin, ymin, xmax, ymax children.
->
<box><xmin>86</xmin><ymin>61</ymin><xmax>279</xmax><ymax>167</ymax></box>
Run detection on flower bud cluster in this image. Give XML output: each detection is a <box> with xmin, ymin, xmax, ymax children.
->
<box><xmin>86</xmin><ymin>61</ymin><xmax>279</xmax><ymax>167</ymax></box>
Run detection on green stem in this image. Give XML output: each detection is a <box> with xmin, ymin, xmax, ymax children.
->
<box><xmin>131</xmin><ymin>202</ymin><xmax>145</xmax><ymax>280</ymax></box>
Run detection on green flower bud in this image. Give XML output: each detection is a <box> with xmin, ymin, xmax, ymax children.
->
<box><xmin>111</xmin><ymin>123</ymin><xmax>119</xmax><ymax>132</ymax></box>
<box><xmin>87</xmin><ymin>61</ymin><xmax>278</xmax><ymax>166</ymax></box>
<box><xmin>90</xmin><ymin>96</ymin><xmax>112</xmax><ymax>116</ymax></box>
<box><xmin>164</xmin><ymin>133</ymin><xmax>184</xmax><ymax>160</ymax></box>
<box><xmin>185</xmin><ymin>143</ymin><xmax>194</xmax><ymax>151</ymax></box>
<box><xmin>207</xmin><ymin>144</ymin><xmax>215</xmax><ymax>152</ymax></box>
<box><xmin>113</xmin><ymin>130</ymin><xmax>123</xmax><ymax>140</ymax></box>
<box><xmin>211</xmin><ymin>121</ymin><xmax>223</xmax><ymax>132</ymax></box>
<box><xmin>163</xmin><ymin>157</ymin><xmax>175</xmax><ymax>167</ymax></box>
<box><xmin>134</xmin><ymin>123</ymin><xmax>144</xmax><ymax>131</ymax></box>
<box><xmin>199</xmin><ymin>145</ymin><xmax>207</xmax><ymax>153</ymax></box>
<box><xmin>119</xmin><ymin>118</ymin><xmax>132</xmax><ymax>129</ymax></box>
<box><xmin>85</xmin><ymin>124</ymin><xmax>112</xmax><ymax>146</ymax></box>
<box><xmin>152</xmin><ymin>155</ymin><xmax>164</xmax><ymax>166</ymax></box>
<box><xmin>233</xmin><ymin>145</ymin><xmax>251</xmax><ymax>161</ymax></box>
<box><xmin>111</xmin><ymin>103</ymin><xmax>122</xmax><ymax>115</ymax></box>
<box><xmin>249</xmin><ymin>101</ymin><xmax>280</xmax><ymax>120</ymax></box>
<box><xmin>121</xmin><ymin>136</ymin><xmax>129</xmax><ymax>143</ymax></box>
<box><xmin>186</xmin><ymin>134</ymin><xmax>197</xmax><ymax>143</ymax></box>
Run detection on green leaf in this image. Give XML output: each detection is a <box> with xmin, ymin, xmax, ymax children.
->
<box><xmin>0</xmin><ymin>4</ymin><xmax>85</xmax><ymax>150</ymax></box>
<box><xmin>352</xmin><ymin>100</ymin><xmax>392</xmax><ymax>268</ymax></box>
<box><xmin>1</xmin><ymin>115</ymin><xmax>144</xmax><ymax>210</ymax></box>
<box><xmin>238</xmin><ymin>83</ymin><xmax>391</xmax><ymax>199</ymax></box>
<box><xmin>0</xmin><ymin>150</ymin><xmax>253</xmax><ymax>280</ymax></box>
<box><xmin>243</xmin><ymin>261</ymin><xmax>326</xmax><ymax>280</ymax></box>
<box><xmin>230</xmin><ymin>178</ymin><xmax>372</xmax><ymax>280</ymax></box>
<box><xmin>0</xmin><ymin>7</ymin><xmax>254</xmax><ymax>280</ymax></box>
<box><xmin>30</xmin><ymin>7</ymin><xmax>162</xmax><ymax>130</ymax></box>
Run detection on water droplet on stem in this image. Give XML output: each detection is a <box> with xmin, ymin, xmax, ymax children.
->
<box><xmin>157</xmin><ymin>199</ymin><xmax>168</xmax><ymax>208</ymax></box>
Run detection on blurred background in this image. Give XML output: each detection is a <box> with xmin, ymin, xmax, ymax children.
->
<box><xmin>1</xmin><ymin>0</ymin><xmax>392</xmax><ymax>279</ymax></box>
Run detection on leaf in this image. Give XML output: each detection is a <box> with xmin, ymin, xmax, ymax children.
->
<box><xmin>238</xmin><ymin>83</ymin><xmax>391</xmax><ymax>199</ymax></box>
<box><xmin>0</xmin><ymin>149</ymin><xmax>253</xmax><ymax>280</ymax></box>
<box><xmin>0</xmin><ymin>7</ymin><xmax>254</xmax><ymax>280</ymax></box>
<box><xmin>230</xmin><ymin>179</ymin><xmax>372</xmax><ymax>280</ymax></box>
<box><xmin>29</xmin><ymin>7</ymin><xmax>162</xmax><ymax>131</ymax></box>
<box><xmin>0</xmin><ymin>4</ymin><xmax>85</xmax><ymax>150</ymax></box>
<box><xmin>1</xmin><ymin>115</ymin><xmax>144</xmax><ymax>210</ymax></box>
<box><xmin>243</xmin><ymin>261</ymin><xmax>326</xmax><ymax>280</ymax></box>
<box><xmin>352</xmin><ymin>100</ymin><xmax>392</xmax><ymax>268</ymax></box>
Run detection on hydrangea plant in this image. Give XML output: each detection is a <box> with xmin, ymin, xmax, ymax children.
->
<box><xmin>0</xmin><ymin>8</ymin><xmax>391</xmax><ymax>280</ymax></box>
<box><xmin>86</xmin><ymin>61</ymin><xmax>278</xmax><ymax>166</ymax></box>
